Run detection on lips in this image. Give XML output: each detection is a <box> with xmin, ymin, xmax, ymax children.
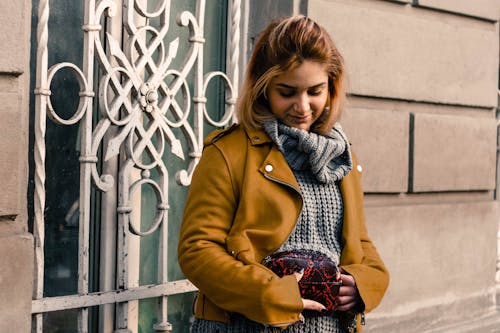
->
<box><xmin>282</xmin><ymin>111</ymin><xmax>317</xmax><ymax>131</ymax></box>
<box><xmin>291</xmin><ymin>114</ymin><xmax>311</xmax><ymax>122</ymax></box>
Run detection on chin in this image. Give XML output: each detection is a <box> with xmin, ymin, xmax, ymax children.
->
<box><xmin>294</xmin><ymin>124</ymin><xmax>311</xmax><ymax>131</ymax></box>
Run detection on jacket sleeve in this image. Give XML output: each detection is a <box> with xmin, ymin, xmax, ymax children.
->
<box><xmin>341</xmin><ymin>222</ymin><xmax>389</xmax><ymax>313</ymax></box>
<box><xmin>339</xmin><ymin>154</ymin><xmax>390</xmax><ymax>314</ymax></box>
<box><xmin>177</xmin><ymin>143</ymin><xmax>303</xmax><ymax>326</ymax></box>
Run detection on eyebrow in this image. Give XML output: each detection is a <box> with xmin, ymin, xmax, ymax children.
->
<box><xmin>275</xmin><ymin>82</ymin><xmax>327</xmax><ymax>90</ymax></box>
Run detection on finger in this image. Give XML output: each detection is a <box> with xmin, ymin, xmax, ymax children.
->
<box><xmin>302</xmin><ymin>298</ymin><xmax>326</xmax><ymax>312</ymax></box>
<box><xmin>336</xmin><ymin>295</ymin><xmax>355</xmax><ymax>306</ymax></box>
<box><xmin>336</xmin><ymin>300</ymin><xmax>356</xmax><ymax>312</ymax></box>
<box><xmin>338</xmin><ymin>285</ymin><xmax>356</xmax><ymax>297</ymax></box>
<box><xmin>293</xmin><ymin>270</ymin><xmax>304</xmax><ymax>282</ymax></box>
<box><xmin>340</xmin><ymin>274</ymin><xmax>355</xmax><ymax>286</ymax></box>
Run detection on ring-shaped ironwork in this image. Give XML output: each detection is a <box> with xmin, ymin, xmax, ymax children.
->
<box><xmin>46</xmin><ymin>62</ymin><xmax>90</xmax><ymax>125</ymax></box>
<box><xmin>101</xmin><ymin>67</ymin><xmax>138</xmax><ymax>126</ymax></box>
<box><xmin>127</xmin><ymin>120</ymin><xmax>166</xmax><ymax>170</ymax></box>
<box><xmin>160</xmin><ymin>70</ymin><xmax>191</xmax><ymax>128</ymax></box>
<box><xmin>127</xmin><ymin>177</ymin><xmax>166</xmax><ymax>236</ymax></box>
<box><xmin>203</xmin><ymin>71</ymin><xmax>235</xmax><ymax>127</ymax></box>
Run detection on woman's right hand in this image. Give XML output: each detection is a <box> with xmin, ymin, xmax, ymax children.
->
<box><xmin>293</xmin><ymin>270</ymin><xmax>327</xmax><ymax>313</ymax></box>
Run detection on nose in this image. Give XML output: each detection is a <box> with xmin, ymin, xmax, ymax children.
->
<box><xmin>295</xmin><ymin>93</ymin><xmax>310</xmax><ymax>113</ymax></box>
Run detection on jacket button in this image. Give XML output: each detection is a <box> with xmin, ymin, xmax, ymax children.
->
<box><xmin>265</xmin><ymin>164</ymin><xmax>273</xmax><ymax>172</ymax></box>
<box><xmin>230</xmin><ymin>250</ymin><xmax>235</xmax><ymax>255</ymax></box>
<box><xmin>356</xmin><ymin>164</ymin><xmax>363</xmax><ymax>172</ymax></box>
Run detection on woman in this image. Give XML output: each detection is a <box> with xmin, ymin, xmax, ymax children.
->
<box><xmin>178</xmin><ymin>15</ymin><xmax>389</xmax><ymax>333</ymax></box>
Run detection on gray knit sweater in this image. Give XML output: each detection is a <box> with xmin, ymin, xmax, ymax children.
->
<box><xmin>191</xmin><ymin>121</ymin><xmax>352</xmax><ymax>333</ymax></box>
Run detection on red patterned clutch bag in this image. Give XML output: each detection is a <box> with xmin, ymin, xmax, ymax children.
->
<box><xmin>262</xmin><ymin>250</ymin><xmax>342</xmax><ymax>316</ymax></box>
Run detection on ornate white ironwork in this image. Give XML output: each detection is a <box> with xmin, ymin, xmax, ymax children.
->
<box><xmin>33</xmin><ymin>0</ymin><xmax>241</xmax><ymax>332</ymax></box>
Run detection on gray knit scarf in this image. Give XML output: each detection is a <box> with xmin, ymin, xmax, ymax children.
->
<box><xmin>263</xmin><ymin>120</ymin><xmax>352</xmax><ymax>183</ymax></box>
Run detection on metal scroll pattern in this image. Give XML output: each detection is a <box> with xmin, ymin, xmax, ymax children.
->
<box><xmin>33</xmin><ymin>0</ymin><xmax>239</xmax><ymax>332</ymax></box>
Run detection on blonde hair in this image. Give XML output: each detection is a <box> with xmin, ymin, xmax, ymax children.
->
<box><xmin>236</xmin><ymin>15</ymin><xmax>346</xmax><ymax>135</ymax></box>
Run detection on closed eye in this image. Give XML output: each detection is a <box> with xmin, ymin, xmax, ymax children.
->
<box><xmin>275</xmin><ymin>82</ymin><xmax>327</xmax><ymax>98</ymax></box>
<box><xmin>308</xmin><ymin>89</ymin><xmax>323</xmax><ymax>96</ymax></box>
<box><xmin>278</xmin><ymin>90</ymin><xmax>296</xmax><ymax>98</ymax></box>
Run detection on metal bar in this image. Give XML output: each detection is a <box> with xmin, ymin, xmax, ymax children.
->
<box><xmin>32</xmin><ymin>280</ymin><xmax>197</xmax><ymax>314</ymax></box>
<box><xmin>194</xmin><ymin>0</ymin><xmax>206</xmax><ymax>149</ymax></box>
<box><xmin>153</xmin><ymin>170</ymin><xmax>170</xmax><ymax>333</ymax></box>
<box><xmin>98</xmin><ymin>0</ymin><xmax>123</xmax><ymax>317</ymax></box>
<box><xmin>495</xmin><ymin>91</ymin><xmax>500</xmax><ymax>287</ymax></box>
<box><xmin>115</xmin><ymin>162</ymin><xmax>132</xmax><ymax>332</ymax></box>
<box><xmin>227</xmin><ymin>0</ymin><xmax>241</xmax><ymax>107</ymax></box>
<box><xmin>77</xmin><ymin>0</ymin><xmax>98</xmax><ymax>331</ymax></box>
<box><xmin>113</xmin><ymin>1</ymin><xmax>148</xmax><ymax>331</ymax></box>
<box><xmin>32</xmin><ymin>0</ymin><xmax>50</xmax><ymax>331</ymax></box>
<box><xmin>99</xmin><ymin>143</ymin><xmax>118</xmax><ymax>333</ymax></box>
<box><xmin>126</xmin><ymin>167</ymin><xmax>142</xmax><ymax>333</ymax></box>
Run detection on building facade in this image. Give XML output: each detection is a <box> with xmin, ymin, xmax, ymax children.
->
<box><xmin>0</xmin><ymin>0</ymin><xmax>499</xmax><ymax>332</ymax></box>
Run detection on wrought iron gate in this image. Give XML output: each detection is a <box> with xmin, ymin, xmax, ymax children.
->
<box><xmin>31</xmin><ymin>0</ymin><xmax>241</xmax><ymax>331</ymax></box>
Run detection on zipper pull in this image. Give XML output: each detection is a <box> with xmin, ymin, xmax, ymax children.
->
<box><xmin>348</xmin><ymin>317</ymin><xmax>357</xmax><ymax>333</ymax></box>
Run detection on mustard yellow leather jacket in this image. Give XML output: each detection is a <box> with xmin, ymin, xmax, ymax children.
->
<box><xmin>178</xmin><ymin>125</ymin><xmax>389</xmax><ymax>329</ymax></box>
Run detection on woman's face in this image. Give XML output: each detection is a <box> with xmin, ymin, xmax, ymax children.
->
<box><xmin>267</xmin><ymin>60</ymin><xmax>329</xmax><ymax>131</ymax></box>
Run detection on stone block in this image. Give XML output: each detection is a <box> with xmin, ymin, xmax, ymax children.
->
<box><xmin>418</xmin><ymin>0</ymin><xmax>500</xmax><ymax>21</ymax></box>
<box><xmin>0</xmin><ymin>233</ymin><xmax>33</xmax><ymax>333</ymax></box>
<box><xmin>341</xmin><ymin>108</ymin><xmax>409</xmax><ymax>193</ymax></box>
<box><xmin>365</xmin><ymin>201</ymin><xmax>497</xmax><ymax>325</ymax></box>
<box><xmin>0</xmin><ymin>1</ymin><xmax>29</xmax><ymax>74</ymax></box>
<box><xmin>0</xmin><ymin>106</ymin><xmax>22</xmax><ymax>216</ymax></box>
<box><xmin>0</xmin><ymin>75</ymin><xmax>19</xmax><ymax>94</ymax></box>
<box><xmin>308</xmin><ymin>0</ymin><xmax>499</xmax><ymax>107</ymax></box>
<box><xmin>411</xmin><ymin>113</ymin><xmax>497</xmax><ymax>192</ymax></box>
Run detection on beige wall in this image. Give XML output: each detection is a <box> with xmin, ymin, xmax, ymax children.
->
<box><xmin>0</xmin><ymin>0</ymin><xmax>34</xmax><ymax>332</ymax></box>
<box><xmin>309</xmin><ymin>0</ymin><xmax>499</xmax><ymax>331</ymax></box>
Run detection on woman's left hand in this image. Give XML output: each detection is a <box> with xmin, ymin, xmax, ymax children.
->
<box><xmin>335</xmin><ymin>268</ymin><xmax>361</xmax><ymax>312</ymax></box>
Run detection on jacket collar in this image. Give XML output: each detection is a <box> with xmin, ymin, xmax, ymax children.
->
<box><xmin>244</xmin><ymin>127</ymin><xmax>274</xmax><ymax>146</ymax></box>
<box><xmin>243</xmin><ymin>127</ymin><xmax>301</xmax><ymax>194</ymax></box>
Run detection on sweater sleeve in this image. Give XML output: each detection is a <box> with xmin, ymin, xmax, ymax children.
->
<box><xmin>177</xmin><ymin>143</ymin><xmax>303</xmax><ymax>326</ymax></box>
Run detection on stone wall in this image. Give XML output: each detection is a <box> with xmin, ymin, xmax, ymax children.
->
<box><xmin>0</xmin><ymin>0</ymin><xmax>34</xmax><ymax>332</ymax></box>
<box><xmin>308</xmin><ymin>0</ymin><xmax>499</xmax><ymax>331</ymax></box>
